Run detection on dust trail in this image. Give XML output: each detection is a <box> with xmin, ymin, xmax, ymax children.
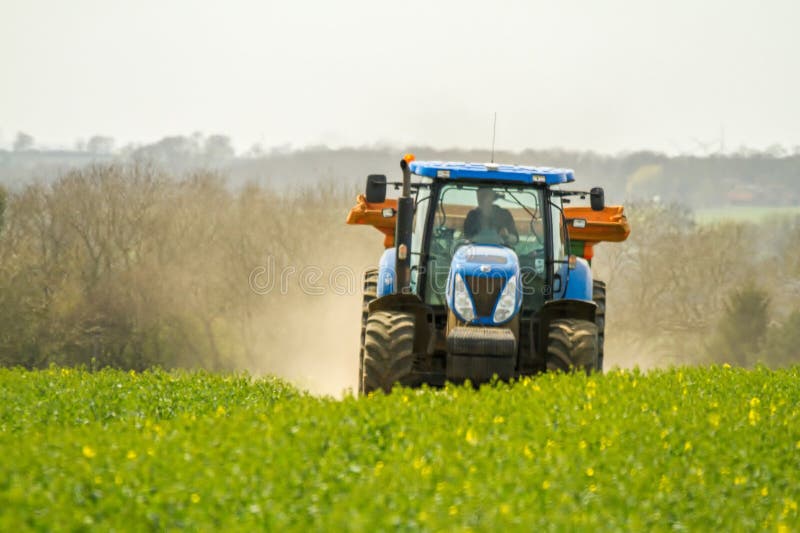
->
<box><xmin>256</xmin><ymin>293</ymin><xmax>363</xmax><ymax>397</ymax></box>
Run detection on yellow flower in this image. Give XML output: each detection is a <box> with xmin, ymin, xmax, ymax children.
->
<box><xmin>586</xmin><ymin>467</ymin><xmax>595</xmax><ymax>477</ymax></box>
<box><xmin>215</xmin><ymin>406</ymin><xmax>226</xmax><ymax>417</ymax></box>
<box><xmin>126</xmin><ymin>450</ymin><xmax>137</xmax><ymax>460</ymax></box>
<box><xmin>749</xmin><ymin>397</ymin><xmax>760</xmax><ymax>408</ymax></box>
<box><xmin>373</xmin><ymin>461</ymin><xmax>384</xmax><ymax>475</ymax></box>
<box><xmin>82</xmin><ymin>446</ymin><xmax>96</xmax><ymax>459</ymax></box>
<box><xmin>523</xmin><ymin>446</ymin><xmax>534</xmax><ymax>459</ymax></box>
<box><xmin>748</xmin><ymin>409</ymin><xmax>760</xmax><ymax>426</ymax></box>
<box><xmin>761</xmin><ymin>486</ymin><xmax>769</xmax><ymax>497</ymax></box>
<box><xmin>493</xmin><ymin>416</ymin><xmax>505</xmax><ymax>424</ymax></box>
<box><xmin>589</xmin><ymin>484</ymin><xmax>598</xmax><ymax>493</ymax></box>
<box><xmin>499</xmin><ymin>503</ymin><xmax>511</xmax><ymax>515</ymax></box>
<box><xmin>734</xmin><ymin>475</ymin><xmax>747</xmax><ymax>486</ymax></box>
<box><xmin>465</xmin><ymin>428</ymin><xmax>478</xmax><ymax>445</ymax></box>
<box><xmin>684</xmin><ymin>441</ymin><xmax>692</xmax><ymax>452</ymax></box>
<box><xmin>448</xmin><ymin>506</ymin><xmax>458</xmax><ymax>516</ymax></box>
<box><xmin>542</xmin><ymin>480</ymin><xmax>551</xmax><ymax>490</ymax></box>
<box><xmin>722</xmin><ymin>363</ymin><xmax>731</xmax><ymax>369</ymax></box>
<box><xmin>782</xmin><ymin>498</ymin><xmax>798</xmax><ymax>516</ymax></box>
<box><xmin>708</xmin><ymin>413</ymin><xmax>721</xmax><ymax>428</ymax></box>
<box><xmin>190</xmin><ymin>493</ymin><xmax>201</xmax><ymax>504</ymax></box>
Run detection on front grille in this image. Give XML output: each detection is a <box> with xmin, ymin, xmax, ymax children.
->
<box><xmin>466</xmin><ymin>276</ymin><xmax>503</xmax><ymax>317</ymax></box>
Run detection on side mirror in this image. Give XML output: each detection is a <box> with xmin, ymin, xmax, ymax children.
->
<box><xmin>590</xmin><ymin>187</ymin><xmax>605</xmax><ymax>211</ymax></box>
<box><xmin>365</xmin><ymin>174</ymin><xmax>387</xmax><ymax>203</ymax></box>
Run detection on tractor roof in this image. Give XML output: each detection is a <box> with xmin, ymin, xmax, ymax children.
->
<box><xmin>409</xmin><ymin>161</ymin><xmax>575</xmax><ymax>185</ymax></box>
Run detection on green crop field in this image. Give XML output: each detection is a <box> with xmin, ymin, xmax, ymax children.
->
<box><xmin>1</xmin><ymin>367</ymin><xmax>799</xmax><ymax>531</ymax></box>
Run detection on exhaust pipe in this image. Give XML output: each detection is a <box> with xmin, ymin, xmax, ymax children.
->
<box><xmin>395</xmin><ymin>157</ymin><xmax>414</xmax><ymax>293</ymax></box>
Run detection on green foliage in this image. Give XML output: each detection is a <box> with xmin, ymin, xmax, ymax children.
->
<box><xmin>1</xmin><ymin>367</ymin><xmax>800</xmax><ymax>530</ymax></box>
<box><xmin>0</xmin><ymin>165</ymin><xmax>373</xmax><ymax>370</ymax></box>
<box><xmin>708</xmin><ymin>285</ymin><xmax>770</xmax><ymax>366</ymax></box>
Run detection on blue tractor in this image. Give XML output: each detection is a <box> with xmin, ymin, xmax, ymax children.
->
<box><xmin>347</xmin><ymin>155</ymin><xmax>629</xmax><ymax>393</ymax></box>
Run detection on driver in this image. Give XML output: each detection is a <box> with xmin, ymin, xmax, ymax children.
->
<box><xmin>463</xmin><ymin>186</ymin><xmax>519</xmax><ymax>246</ymax></box>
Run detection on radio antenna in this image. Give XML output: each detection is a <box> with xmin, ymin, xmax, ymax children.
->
<box><xmin>490</xmin><ymin>112</ymin><xmax>497</xmax><ymax>163</ymax></box>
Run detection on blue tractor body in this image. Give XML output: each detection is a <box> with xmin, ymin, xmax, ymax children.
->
<box><xmin>409</xmin><ymin>161</ymin><xmax>575</xmax><ymax>185</ymax></box>
<box><xmin>445</xmin><ymin>244</ymin><xmax>522</xmax><ymax>326</ymax></box>
<box><xmin>355</xmin><ymin>157</ymin><xmax>609</xmax><ymax>393</ymax></box>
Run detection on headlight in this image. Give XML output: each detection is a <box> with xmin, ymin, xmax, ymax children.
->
<box><xmin>493</xmin><ymin>276</ymin><xmax>517</xmax><ymax>323</ymax></box>
<box><xmin>453</xmin><ymin>274</ymin><xmax>476</xmax><ymax>322</ymax></box>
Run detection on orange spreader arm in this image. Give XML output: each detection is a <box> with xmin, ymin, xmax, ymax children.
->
<box><xmin>345</xmin><ymin>194</ymin><xmax>398</xmax><ymax>248</ymax></box>
<box><xmin>565</xmin><ymin>206</ymin><xmax>631</xmax><ymax>244</ymax></box>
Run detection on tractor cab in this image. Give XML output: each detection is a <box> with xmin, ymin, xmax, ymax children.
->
<box><xmin>347</xmin><ymin>156</ymin><xmax>630</xmax><ymax>393</ymax></box>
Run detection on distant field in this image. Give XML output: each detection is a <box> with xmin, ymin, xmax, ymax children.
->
<box><xmin>696</xmin><ymin>205</ymin><xmax>800</xmax><ymax>224</ymax></box>
<box><xmin>1</xmin><ymin>367</ymin><xmax>799</xmax><ymax>531</ymax></box>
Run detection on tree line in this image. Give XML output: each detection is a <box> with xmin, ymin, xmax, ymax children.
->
<box><xmin>0</xmin><ymin>164</ymin><xmax>797</xmax><ymax>372</ymax></box>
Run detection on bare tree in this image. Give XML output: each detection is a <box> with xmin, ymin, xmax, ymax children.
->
<box><xmin>87</xmin><ymin>136</ymin><xmax>115</xmax><ymax>154</ymax></box>
<box><xmin>13</xmin><ymin>132</ymin><xmax>34</xmax><ymax>152</ymax></box>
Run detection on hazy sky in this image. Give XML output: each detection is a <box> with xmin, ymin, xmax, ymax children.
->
<box><xmin>1</xmin><ymin>0</ymin><xmax>798</xmax><ymax>154</ymax></box>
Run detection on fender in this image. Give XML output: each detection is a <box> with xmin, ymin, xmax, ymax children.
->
<box><xmin>377</xmin><ymin>248</ymin><xmax>396</xmax><ymax>297</ymax></box>
<box><xmin>554</xmin><ymin>256</ymin><xmax>593</xmax><ymax>302</ymax></box>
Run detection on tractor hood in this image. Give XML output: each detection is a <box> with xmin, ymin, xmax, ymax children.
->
<box><xmin>446</xmin><ymin>245</ymin><xmax>522</xmax><ymax>326</ymax></box>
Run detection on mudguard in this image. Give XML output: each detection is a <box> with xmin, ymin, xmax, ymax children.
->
<box><xmin>554</xmin><ymin>257</ymin><xmax>593</xmax><ymax>302</ymax></box>
<box><xmin>377</xmin><ymin>248</ymin><xmax>396</xmax><ymax>297</ymax></box>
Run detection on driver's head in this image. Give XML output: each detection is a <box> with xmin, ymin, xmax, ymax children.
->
<box><xmin>476</xmin><ymin>187</ymin><xmax>496</xmax><ymax>213</ymax></box>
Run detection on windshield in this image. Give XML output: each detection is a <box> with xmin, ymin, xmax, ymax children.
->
<box><xmin>423</xmin><ymin>183</ymin><xmax>546</xmax><ymax>308</ymax></box>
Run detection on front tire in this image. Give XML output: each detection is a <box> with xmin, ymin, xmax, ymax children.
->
<box><xmin>546</xmin><ymin>318</ymin><xmax>599</xmax><ymax>374</ymax></box>
<box><xmin>362</xmin><ymin>311</ymin><xmax>415</xmax><ymax>393</ymax></box>
<box><xmin>358</xmin><ymin>269</ymin><xmax>378</xmax><ymax>394</ymax></box>
<box><xmin>593</xmin><ymin>279</ymin><xmax>606</xmax><ymax>371</ymax></box>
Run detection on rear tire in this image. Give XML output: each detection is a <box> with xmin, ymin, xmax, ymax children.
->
<box><xmin>362</xmin><ymin>311</ymin><xmax>415</xmax><ymax>393</ymax></box>
<box><xmin>358</xmin><ymin>269</ymin><xmax>379</xmax><ymax>394</ymax></box>
<box><xmin>593</xmin><ymin>279</ymin><xmax>606</xmax><ymax>371</ymax></box>
<box><xmin>546</xmin><ymin>319</ymin><xmax>599</xmax><ymax>374</ymax></box>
